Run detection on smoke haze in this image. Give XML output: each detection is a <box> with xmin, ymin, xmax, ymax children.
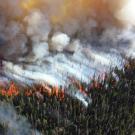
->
<box><xmin>0</xmin><ymin>0</ymin><xmax>135</xmax><ymax>86</ymax></box>
<box><xmin>0</xmin><ymin>102</ymin><xmax>42</xmax><ymax>135</ymax></box>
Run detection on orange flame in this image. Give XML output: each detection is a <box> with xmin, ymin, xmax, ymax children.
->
<box><xmin>0</xmin><ymin>82</ymin><xmax>19</xmax><ymax>97</ymax></box>
<box><xmin>0</xmin><ymin>80</ymin><xmax>89</xmax><ymax>101</ymax></box>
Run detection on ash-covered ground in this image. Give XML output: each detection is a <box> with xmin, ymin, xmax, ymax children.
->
<box><xmin>0</xmin><ymin>0</ymin><xmax>135</xmax><ymax>86</ymax></box>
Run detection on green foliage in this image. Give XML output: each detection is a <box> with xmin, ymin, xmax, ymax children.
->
<box><xmin>0</xmin><ymin>123</ymin><xmax>7</xmax><ymax>135</ymax></box>
<box><xmin>1</xmin><ymin>58</ymin><xmax>135</xmax><ymax>135</ymax></box>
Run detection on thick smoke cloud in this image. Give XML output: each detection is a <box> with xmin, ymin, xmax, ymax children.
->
<box><xmin>0</xmin><ymin>0</ymin><xmax>135</xmax><ymax>58</ymax></box>
<box><xmin>0</xmin><ymin>0</ymin><xmax>135</xmax><ymax>86</ymax></box>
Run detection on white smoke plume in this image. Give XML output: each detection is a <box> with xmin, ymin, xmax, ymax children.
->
<box><xmin>66</xmin><ymin>85</ymin><xmax>92</xmax><ymax>107</ymax></box>
<box><xmin>0</xmin><ymin>0</ymin><xmax>135</xmax><ymax>86</ymax></box>
<box><xmin>0</xmin><ymin>102</ymin><xmax>42</xmax><ymax>135</ymax></box>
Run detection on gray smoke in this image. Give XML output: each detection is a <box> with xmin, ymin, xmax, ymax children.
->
<box><xmin>0</xmin><ymin>102</ymin><xmax>42</xmax><ymax>135</ymax></box>
<box><xmin>0</xmin><ymin>0</ymin><xmax>135</xmax><ymax>86</ymax></box>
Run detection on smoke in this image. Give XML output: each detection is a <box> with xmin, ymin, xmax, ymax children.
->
<box><xmin>0</xmin><ymin>102</ymin><xmax>42</xmax><ymax>135</ymax></box>
<box><xmin>0</xmin><ymin>0</ymin><xmax>23</xmax><ymax>17</ymax></box>
<box><xmin>66</xmin><ymin>85</ymin><xmax>92</xmax><ymax>107</ymax></box>
<box><xmin>0</xmin><ymin>0</ymin><xmax>135</xmax><ymax>86</ymax></box>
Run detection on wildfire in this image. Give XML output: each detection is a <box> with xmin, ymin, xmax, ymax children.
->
<box><xmin>0</xmin><ymin>80</ymin><xmax>91</xmax><ymax>106</ymax></box>
<box><xmin>0</xmin><ymin>82</ymin><xmax>19</xmax><ymax>97</ymax></box>
<box><xmin>0</xmin><ymin>82</ymin><xmax>65</xmax><ymax>100</ymax></box>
